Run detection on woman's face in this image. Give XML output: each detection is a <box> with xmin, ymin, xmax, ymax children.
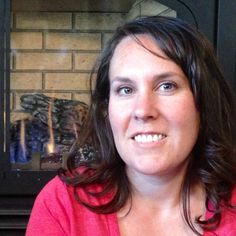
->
<box><xmin>108</xmin><ymin>35</ymin><xmax>200</xmax><ymax>177</ymax></box>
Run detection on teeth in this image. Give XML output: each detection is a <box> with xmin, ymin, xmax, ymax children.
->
<box><xmin>134</xmin><ymin>134</ymin><xmax>166</xmax><ymax>143</ymax></box>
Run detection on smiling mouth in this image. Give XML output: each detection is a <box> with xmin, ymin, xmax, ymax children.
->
<box><xmin>134</xmin><ymin>134</ymin><xmax>167</xmax><ymax>143</ymax></box>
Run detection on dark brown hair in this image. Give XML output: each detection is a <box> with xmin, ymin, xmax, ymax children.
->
<box><xmin>59</xmin><ymin>16</ymin><xmax>236</xmax><ymax>235</ymax></box>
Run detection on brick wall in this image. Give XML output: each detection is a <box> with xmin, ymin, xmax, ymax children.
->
<box><xmin>10</xmin><ymin>0</ymin><xmax>176</xmax><ymax>121</ymax></box>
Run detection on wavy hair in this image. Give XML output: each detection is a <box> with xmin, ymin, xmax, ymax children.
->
<box><xmin>59</xmin><ymin>16</ymin><xmax>236</xmax><ymax>235</ymax></box>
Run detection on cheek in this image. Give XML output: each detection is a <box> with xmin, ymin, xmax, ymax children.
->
<box><xmin>108</xmin><ymin>96</ymin><xmax>130</xmax><ymax>122</ymax></box>
<box><xmin>167</xmin><ymin>98</ymin><xmax>199</xmax><ymax>131</ymax></box>
<box><xmin>108</xmin><ymin>101</ymin><xmax>123</xmax><ymax>133</ymax></box>
<box><xmin>108</xmin><ymin>109</ymin><xmax>126</xmax><ymax>152</ymax></box>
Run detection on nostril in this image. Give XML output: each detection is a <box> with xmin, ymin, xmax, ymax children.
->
<box><xmin>132</xmin><ymin>93</ymin><xmax>159</xmax><ymax>121</ymax></box>
<box><xmin>133</xmin><ymin>104</ymin><xmax>159</xmax><ymax>121</ymax></box>
<box><xmin>134</xmin><ymin>111</ymin><xmax>158</xmax><ymax>121</ymax></box>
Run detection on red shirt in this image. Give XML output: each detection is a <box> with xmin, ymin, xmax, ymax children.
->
<box><xmin>26</xmin><ymin>176</ymin><xmax>236</xmax><ymax>236</ymax></box>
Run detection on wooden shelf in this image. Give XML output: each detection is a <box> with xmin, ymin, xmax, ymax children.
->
<box><xmin>11</xmin><ymin>0</ymin><xmax>136</xmax><ymax>12</ymax></box>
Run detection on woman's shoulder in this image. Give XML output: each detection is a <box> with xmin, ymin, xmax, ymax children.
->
<box><xmin>204</xmin><ymin>186</ymin><xmax>236</xmax><ymax>236</ymax></box>
<box><xmin>28</xmin><ymin>175</ymin><xmax>119</xmax><ymax>236</ymax></box>
<box><xmin>231</xmin><ymin>185</ymin><xmax>236</xmax><ymax>203</ymax></box>
<box><xmin>32</xmin><ymin>175</ymin><xmax>75</xmax><ymax>214</ymax></box>
<box><xmin>37</xmin><ymin>169</ymin><xmax>91</xmax><ymax>202</ymax></box>
<box><xmin>26</xmin><ymin>176</ymin><xmax>75</xmax><ymax>235</ymax></box>
<box><xmin>212</xmin><ymin>185</ymin><xmax>236</xmax><ymax>235</ymax></box>
<box><xmin>35</xmin><ymin>173</ymin><xmax>114</xmax><ymax>209</ymax></box>
<box><xmin>37</xmin><ymin>175</ymin><xmax>69</xmax><ymax>199</ymax></box>
<box><xmin>42</xmin><ymin>175</ymin><xmax>67</xmax><ymax>191</ymax></box>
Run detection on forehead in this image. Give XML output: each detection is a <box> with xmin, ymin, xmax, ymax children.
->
<box><xmin>112</xmin><ymin>34</ymin><xmax>166</xmax><ymax>59</ymax></box>
<box><xmin>109</xmin><ymin>34</ymin><xmax>185</xmax><ymax>80</ymax></box>
<box><xmin>109</xmin><ymin>34</ymin><xmax>167</xmax><ymax>75</ymax></box>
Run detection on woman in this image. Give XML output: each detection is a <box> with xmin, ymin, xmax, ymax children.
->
<box><xmin>26</xmin><ymin>16</ymin><xmax>236</xmax><ymax>235</ymax></box>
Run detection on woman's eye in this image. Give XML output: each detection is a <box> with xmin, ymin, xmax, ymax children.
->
<box><xmin>118</xmin><ymin>87</ymin><xmax>133</xmax><ymax>95</ymax></box>
<box><xmin>159</xmin><ymin>82</ymin><xmax>176</xmax><ymax>92</ymax></box>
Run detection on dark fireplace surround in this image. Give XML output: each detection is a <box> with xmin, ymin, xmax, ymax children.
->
<box><xmin>0</xmin><ymin>0</ymin><xmax>235</xmax><ymax>235</ymax></box>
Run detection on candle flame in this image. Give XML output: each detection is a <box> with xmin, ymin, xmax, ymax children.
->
<box><xmin>73</xmin><ymin>122</ymin><xmax>78</xmax><ymax>139</ymax></box>
<box><xmin>20</xmin><ymin>119</ymin><xmax>27</xmax><ymax>160</ymax></box>
<box><xmin>46</xmin><ymin>99</ymin><xmax>55</xmax><ymax>154</ymax></box>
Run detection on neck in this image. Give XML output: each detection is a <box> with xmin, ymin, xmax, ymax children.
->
<box><xmin>129</xmin><ymin>173</ymin><xmax>183</xmax><ymax>211</ymax></box>
<box><xmin>117</xmin><ymin>165</ymin><xmax>205</xmax><ymax>236</ymax></box>
<box><xmin>127</xmin><ymin>164</ymin><xmax>189</xmax><ymax>209</ymax></box>
<box><xmin>120</xmin><ymin>164</ymin><xmax>205</xmax><ymax>218</ymax></box>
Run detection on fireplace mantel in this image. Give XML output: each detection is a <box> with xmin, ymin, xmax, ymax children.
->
<box><xmin>11</xmin><ymin>0</ymin><xmax>137</xmax><ymax>12</ymax></box>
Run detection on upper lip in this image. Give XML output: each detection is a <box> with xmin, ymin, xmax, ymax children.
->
<box><xmin>131</xmin><ymin>131</ymin><xmax>167</xmax><ymax>139</ymax></box>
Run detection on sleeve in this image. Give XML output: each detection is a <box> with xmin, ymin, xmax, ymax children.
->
<box><xmin>26</xmin><ymin>176</ymin><xmax>70</xmax><ymax>236</ymax></box>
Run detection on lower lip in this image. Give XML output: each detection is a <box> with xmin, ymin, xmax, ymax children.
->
<box><xmin>132</xmin><ymin>137</ymin><xmax>166</xmax><ymax>148</ymax></box>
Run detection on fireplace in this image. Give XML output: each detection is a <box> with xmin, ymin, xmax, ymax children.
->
<box><xmin>10</xmin><ymin>93</ymin><xmax>92</xmax><ymax>170</ymax></box>
<box><xmin>0</xmin><ymin>0</ymin><xmax>235</xmax><ymax>234</ymax></box>
<box><xmin>9</xmin><ymin>0</ymin><xmax>178</xmax><ymax>171</ymax></box>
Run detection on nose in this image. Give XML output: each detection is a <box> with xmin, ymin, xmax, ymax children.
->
<box><xmin>133</xmin><ymin>93</ymin><xmax>159</xmax><ymax>121</ymax></box>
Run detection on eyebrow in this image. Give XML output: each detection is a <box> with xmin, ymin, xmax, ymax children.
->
<box><xmin>110</xmin><ymin>72</ymin><xmax>184</xmax><ymax>84</ymax></box>
<box><xmin>110</xmin><ymin>77</ymin><xmax>133</xmax><ymax>84</ymax></box>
